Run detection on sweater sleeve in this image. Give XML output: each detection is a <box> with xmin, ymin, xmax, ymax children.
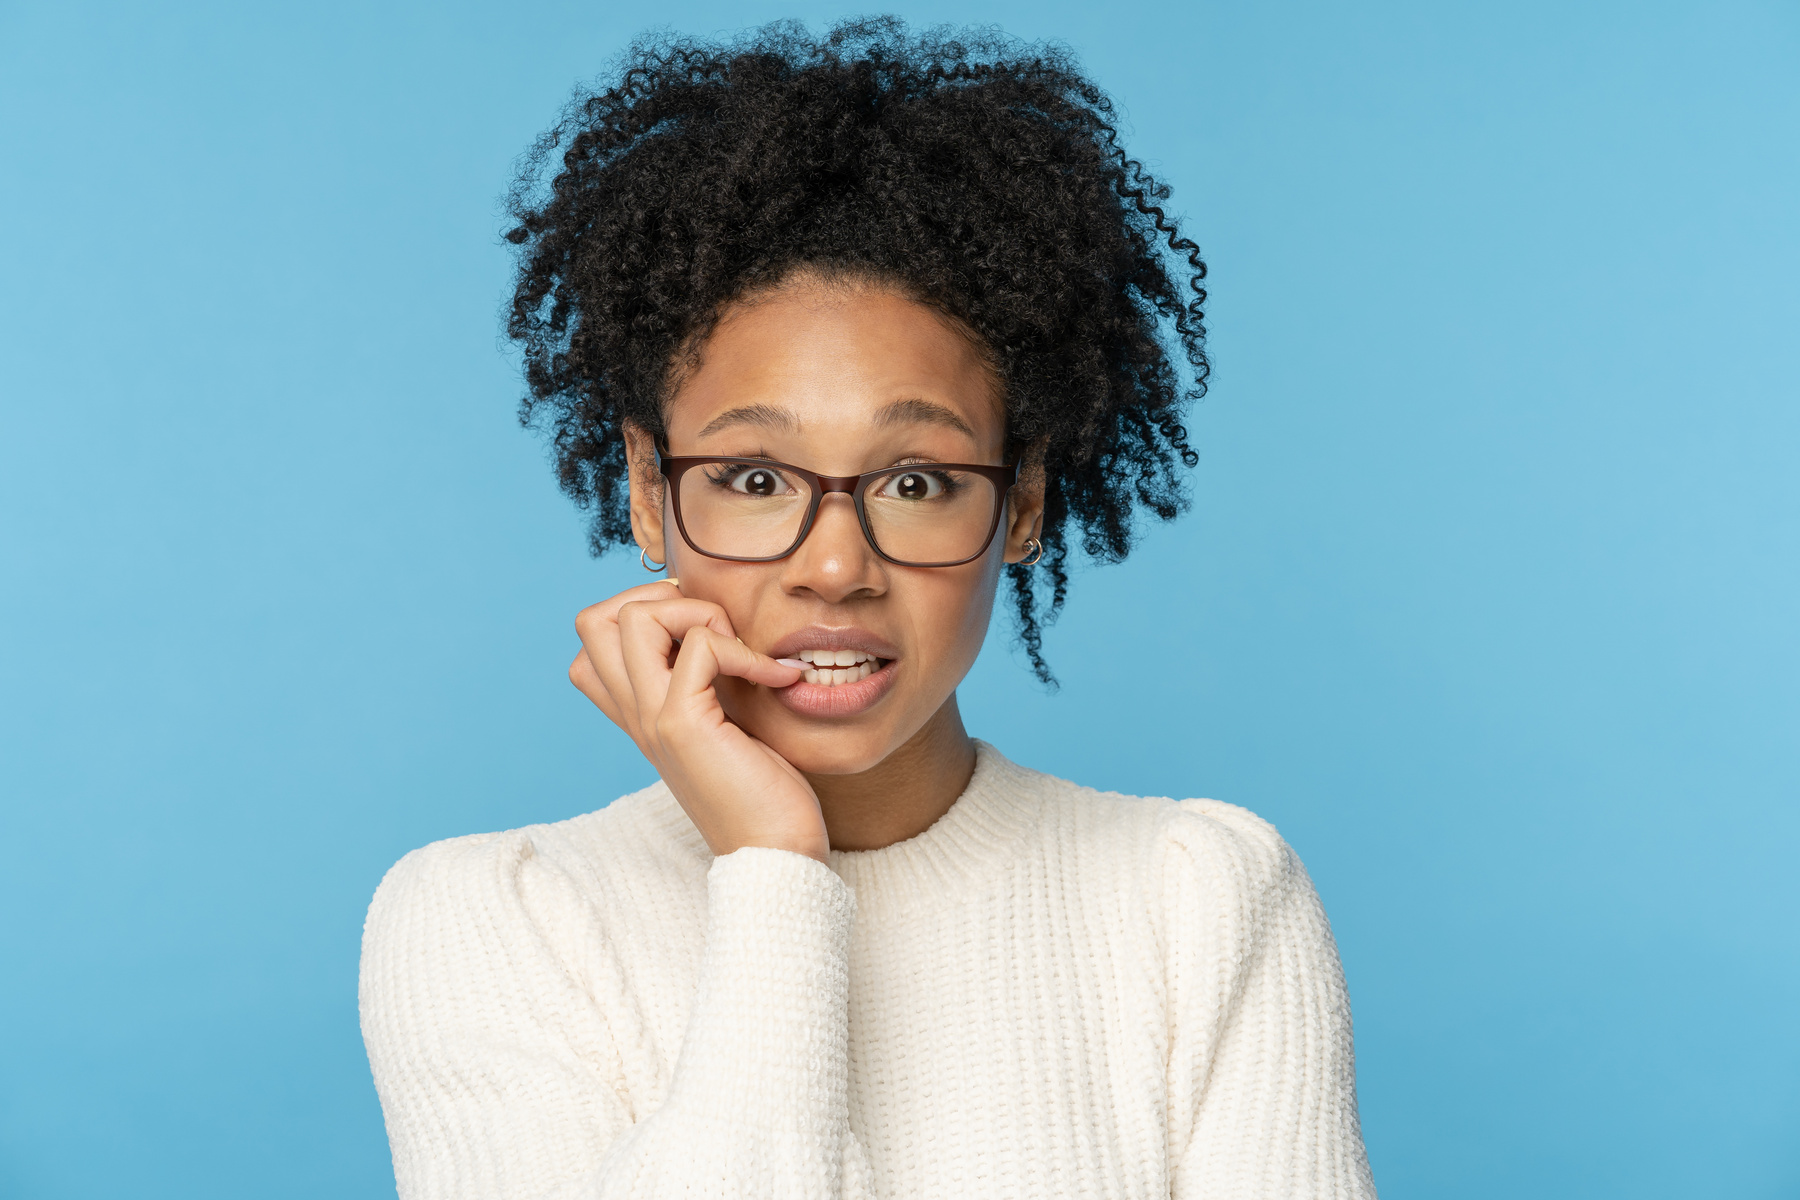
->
<box><xmin>1161</xmin><ymin>801</ymin><xmax>1377</xmax><ymax>1200</ymax></box>
<box><xmin>359</xmin><ymin>834</ymin><xmax>870</xmax><ymax>1200</ymax></box>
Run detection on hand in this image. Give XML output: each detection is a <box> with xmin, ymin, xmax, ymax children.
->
<box><xmin>568</xmin><ymin>580</ymin><xmax>826</xmax><ymax>862</ymax></box>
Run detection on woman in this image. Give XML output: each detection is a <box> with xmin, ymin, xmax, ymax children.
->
<box><xmin>360</xmin><ymin>20</ymin><xmax>1376</xmax><ymax>1200</ymax></box>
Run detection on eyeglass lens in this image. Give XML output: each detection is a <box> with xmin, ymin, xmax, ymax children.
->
<box><xmin>676</xmin><ymin>462</ymin><xmax>1002</xmax><ymax>564</ymax></box>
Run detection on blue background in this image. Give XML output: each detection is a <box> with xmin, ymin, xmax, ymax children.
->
<box><xmin>2</xmin><ymin>1</ymin><xmax>1795</xmax><ymax>1196</ymax></box>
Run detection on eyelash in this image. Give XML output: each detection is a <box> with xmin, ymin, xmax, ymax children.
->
<box><xmin>698</xmin><ymin>460</ymin><xmax>968</xmax><ymax>499</ymax></box>
<box><xmin>702</xmin><ymin>463</ymin><xmax>781</xmax><ymax>489</ymax></box>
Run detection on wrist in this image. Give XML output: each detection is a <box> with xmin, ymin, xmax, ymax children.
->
<box><xmin>715</xmin><ymin>829</ymin><xmax>831</xmax><ymax>864</ymax></box>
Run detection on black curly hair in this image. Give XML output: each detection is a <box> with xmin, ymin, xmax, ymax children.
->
<box><xmin>504</xmin><ymin>17</ymin><xmax>1207</xmax><ymax>684</ymax></box>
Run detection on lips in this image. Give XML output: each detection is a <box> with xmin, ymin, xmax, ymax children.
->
<box><xmin>764</xmin><ymin>625</ymin><xmax>901</xmax><ymax>718</ymax></box>
<box><xmin>767</xmin><ymin>625</ymin><xmax>901</xmax><ymax>663</ymax></box>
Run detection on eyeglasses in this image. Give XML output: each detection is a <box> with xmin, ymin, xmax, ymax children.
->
<box><xmin>658</xmin><ymin>451</ymin><xmax>1019</xmax><ymax>567</ymax></box>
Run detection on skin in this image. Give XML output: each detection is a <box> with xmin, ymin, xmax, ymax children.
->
<box><xmin>569</xmin><ymin>272</ymin><xmax>1044</xmax><ymax>863</ymax></box>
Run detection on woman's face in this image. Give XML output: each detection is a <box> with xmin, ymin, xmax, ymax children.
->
<box><xmin>626</xmin><ymin>275</ymin><xmax>1043</xmax><ymax>777</ymax></box>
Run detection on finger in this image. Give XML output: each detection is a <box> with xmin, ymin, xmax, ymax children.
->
<box><xmin>616</xmin><ymin>598</ymin><xmax>739</xmax><ymax>728</ymax></box>
<box><xmin>568</xmin><ymin>650</ymin><xmax>624</xmax><ymax>724</ymax></box>
<box><xmin>583</xmin><ymin>577</ymin><xmax>685</xmax><ymax>624</ymax></box>
<box><xmin>572</xmin><ymin>581</ymin><xmax>688</xmax><ymax>724</ymax></box>
<box><xmin>574</xmin><ymin>603</ymin><xmax>634</xmax><ymax>728</ymax></box>
<box><xmin>666</xmin><ymin>626</ymin><xmax>804</xmax><ymax>710</ymax></box>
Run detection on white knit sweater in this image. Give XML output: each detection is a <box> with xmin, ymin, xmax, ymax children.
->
<box><xmin>360</xmin><ymin>741</ymin><xmax>1376</xmax><ymax>1200</ymax></box>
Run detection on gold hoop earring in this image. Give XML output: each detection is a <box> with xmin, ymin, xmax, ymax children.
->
<box><xmin>1020</xmin><ymin>537</ymin><xmax>1044</xmax><ymax>566</ymax></box>
<box><xmin>640</xmin><ymin>546</ymin><xmax>667</xmax><ymax>573</ymax></box>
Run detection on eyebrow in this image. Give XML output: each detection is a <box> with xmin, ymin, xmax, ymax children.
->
<box><xmin>694</xmin><ymin>398</ymin><xmax>977</xmax><ymax>440</ymax></box>
<box><xmin>695</xmin><ymin>404</ymin><xmax>801</xmax><ymax>439</ymax></box>
<box><xmin>873</xmin><ymin>398</ymin><xmax>976</xmax><ymax>439</ymax></box>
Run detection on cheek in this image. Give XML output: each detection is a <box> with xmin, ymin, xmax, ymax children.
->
<box><xmin>666</xmin><ymin>556</ymin><xmax>770</xmax><ymax>636</ymax></box>
<box><xmin>902</xmin><ymin>561</ymin><xmax>1003</xmax><ymax>672</ymax></box>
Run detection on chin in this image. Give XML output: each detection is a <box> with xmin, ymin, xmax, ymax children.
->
<box><xmin>721</xmin><ymin>674</ymin><xmax>915</xmax><ymax>778</ymax></box>
<box><xmin>758</xmin><ymin>718</ymin><xmax>898</xmax><ymax>777</ymax></box>
<box><xmin>722</xmin><ymin>696</ymin><xmax>896</xmax><ymax>777</ymax></box>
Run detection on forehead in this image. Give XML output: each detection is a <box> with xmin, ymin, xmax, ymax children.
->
<box><xmin>664</xmin><ymin>281</ymin><xmax>1003</xmax><ymax>457</ymax></box>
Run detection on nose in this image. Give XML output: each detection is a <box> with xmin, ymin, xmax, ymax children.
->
<box><xmin>780</xmin><ymin>492</ymin><xmax>886</xmax><ymax>603</ymax></box>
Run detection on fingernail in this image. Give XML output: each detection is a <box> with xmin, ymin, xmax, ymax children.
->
<box><xmin>775</xmin><ymin>658</ymin><xmax>808</xmax><ymax>669</ymax></box>
<box><xmin>665</xmin><ymin>578</ymin><xmax>679</xmax><ymax>588</ymax></box>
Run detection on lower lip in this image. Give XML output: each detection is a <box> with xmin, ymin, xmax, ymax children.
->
<box><xmin>773</xmin><ymin>659</ymin><xmax>899</xmax><ymax>718</ymax></box>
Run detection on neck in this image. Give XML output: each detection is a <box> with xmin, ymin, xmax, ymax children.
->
<box><xmin>806</xmin><ymin>696</ymin><xmax>976</xmax><ymax>852</ymax></box>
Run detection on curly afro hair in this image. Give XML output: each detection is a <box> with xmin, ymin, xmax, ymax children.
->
<box><xmin>504</xmin><ymin>17</ymin><xmax>1207</xmax><ymax>684</ymax></box>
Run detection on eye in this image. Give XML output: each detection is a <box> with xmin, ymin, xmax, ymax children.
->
<box><xmin>708</xmin><ymin>464</ymin><xmax>795</xmax><ymax>496</ymax></box>
<box><xmin>877</xmin><ymin>470</ymin><xmax>945</xmax><ymax>501</ymax></box>
<box><xmin>734</xmin><ymin>468</ymin><xmax>782</xmax><ymax>496</ymax></box>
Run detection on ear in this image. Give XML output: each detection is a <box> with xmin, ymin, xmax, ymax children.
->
<box><xmin>623</xmin><ymin>423</ymin><xmax>670</xmax><ymax>567</ymax></box>
<box><xmin>1001</xmin><ymin>442</ymin><xmax>1047</xmax><ymax>564</ymax></box>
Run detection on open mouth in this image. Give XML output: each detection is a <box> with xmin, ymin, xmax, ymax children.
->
<box><xmin>792</xmin><ymin>649</ymin><xmax>888</xmax><ymax>686</ymax></box>
<box><xmin>767</xmin><ymin>627</ymin><xmax>901</xmax><ymax>716</ymax></box>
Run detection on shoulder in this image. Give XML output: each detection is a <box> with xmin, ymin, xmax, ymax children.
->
<box><xmin>1159</xmin><ymin>797</ymin><xmax>1301</xmax><ymax>892</ymax></box>
<box><xmin>1013</xmin><ymin>759</ymin><xmax>1310</xmax><ymax>933</ymax></box>
<box><xmin>362</xmin><ymin>778</ymin><xmax>703</xmax><ymax>956</ymax></box>
<box><xmin>1008</xmin><ymin>754</ymin><xmax>1295</xmax><ymax>887</ymax></box>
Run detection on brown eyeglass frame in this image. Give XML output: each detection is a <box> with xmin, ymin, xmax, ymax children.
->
<box><xmin>658</xmin><ymin>451</ymin><xmax>1019</xmax><ymax>567</ymax></box>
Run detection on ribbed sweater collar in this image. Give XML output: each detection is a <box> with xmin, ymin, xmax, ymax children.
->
<box><xmin>829</xmin><ymin>740</ymin><xmax>1046</xmax><ymax>919</ymax></box>
<box><xmin>637</xmin><ymin>740</ymin><xmax>1047</xmax><ymax>918</ymax></box>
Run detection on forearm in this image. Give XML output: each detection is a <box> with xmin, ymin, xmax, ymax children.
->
<box><xmin>589</xmin><ymin>847</ymin><xmax>864</xmax><ymax>1199</ymax></box>
<box><xmin>364</xmin><ymin>835</ymin><xmax>869</xmax><ymax>1200</ymax></box>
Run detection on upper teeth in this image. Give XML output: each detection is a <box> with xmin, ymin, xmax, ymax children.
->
<box><xmin>794</xmin><ymin>647</ymin><xmax>883</xmax><ymax>687</ymax></box>
<box><xmin>798</xmin><ymin>649</ymin><xmax>875</xmax><ymax>666</ymax></box>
